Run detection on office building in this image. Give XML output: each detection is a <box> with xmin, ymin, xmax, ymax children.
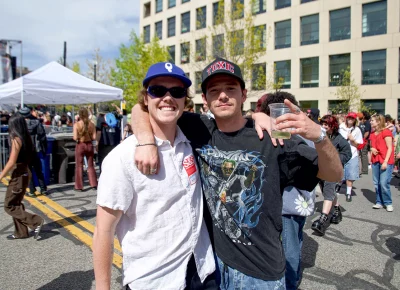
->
<box><xmin>140</xmin><ymin>0</ymin><xmax>400</xmax><ymax>117</ymax></box>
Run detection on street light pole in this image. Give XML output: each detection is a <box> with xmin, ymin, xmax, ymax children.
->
<box><xmin>1</xmin><ymin>39</ymin><xmax>23</xmax><ymax>106</ymax></box>
<box><xmin>93</xmin><ymin>60</ymin><xmax>97</xmax><ymax>114</ymax></box>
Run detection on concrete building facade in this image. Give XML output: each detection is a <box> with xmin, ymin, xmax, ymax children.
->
<box><xmin>140</xmin><ymin>0</ymin><xmax>400</xmax><ymax>117</ymax></box>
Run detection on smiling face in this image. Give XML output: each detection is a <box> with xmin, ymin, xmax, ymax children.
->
<box><xmin>202</xmin><ymin>74</ymin><xmax>246</xmax><ymax>121</ymax></box>
<box><xmin>321</xmin><ymin>122</ymin><xmax>332</xmax><ymax>135</ymax></box>
<box><xmin>144</xmin><ymin>76</ymin><xmax>186</xmax><ymax>127</ymax></box>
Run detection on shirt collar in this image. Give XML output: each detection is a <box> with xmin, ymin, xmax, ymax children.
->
<box><xmin>154</xmin><ymin>126</ymin><xmax>190</xmax><ymax>147</ymax></box>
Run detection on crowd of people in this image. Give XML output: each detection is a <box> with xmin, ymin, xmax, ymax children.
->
<box><xmin>1</xmin><ymin>57</ymin><xmax>398</xmax><ymax>290</ymax></box>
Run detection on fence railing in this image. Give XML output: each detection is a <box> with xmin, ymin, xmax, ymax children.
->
<box><xmin>0</xmin><ymin>133</ymin><xmax>10</xmax><ymax>172</ymax></box>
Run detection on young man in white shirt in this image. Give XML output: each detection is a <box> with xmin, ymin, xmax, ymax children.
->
<box><xmin>93</xmin><ymin>62</ymin><xmax>216</xmax><ymax>290</ymax></box>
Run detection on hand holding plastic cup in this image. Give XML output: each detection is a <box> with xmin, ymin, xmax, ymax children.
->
<box><xmin>268</xmin><ymin>103</ymin><xmax>292</xmax><ymax>139</ymax></box>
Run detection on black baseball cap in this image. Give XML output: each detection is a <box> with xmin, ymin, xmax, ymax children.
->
<box><xmin>201</xmin><ymin>57</ymin><xmax>245</xmax><ymax>94</ymax></box>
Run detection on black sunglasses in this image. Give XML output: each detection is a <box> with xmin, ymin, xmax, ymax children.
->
<box><xmin>147</xmin><ymin>85</ymin><xmax>187</xmax><ymax>99</ymax></box>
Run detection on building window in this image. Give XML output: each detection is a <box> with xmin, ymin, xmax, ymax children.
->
<box><xmin>301</xmin><ymin>0</ymin><xmax>315</xmax><ymax>3</ymax></box>
<box><xmin>299</xmin><ymin>101</ymin><xmax>318</xmax><ymax>111</ymax></box>
<box><xmin>362</xmin><ymin>50</ymin><xmax>386</xmax><ymax>85</ymax></box>
<box><xmin>168</xmin><ymin>45</ymin><xmax>175</xmax><ymax>63</ymax></box>
<box><xmin>363</xmin><ymin>99</ymin><xmax>385</xmax><ymax>115</ymax></box>
<box><xmin>253</xmin><ymin>0</ymin><xmax>266</xmax><ymax>14</ymax></box>
<box><xmin>213</xmin><ymin>34</ymin><xmax>224</xmax><ymax>58</ymax></box>
<box><xmin>301</xmin><ymin>14</ymin><xmax>319</xmax><ymax>45</ymax></box>
<box><xmin>275</xmin><ymin>0</ymin><xmax>291</xmax><ymax>10</ymax></box>
<box><xmin>252</xmin><ymin>63</ymin><xmax>266</xmax><ymax>90</ymax></box>
<box><xmin>329</xmin><ymin>54</ymin><xmax>350</xmax><ymax>86</ymax></box>
<box><xmin>231</xmin><ymin>30</ymin><xmax>244</xmax><ymax>55</ymax></box>
<box><xmin>155</xmin><ymin>21</ymin><xmax>162</xmax><ymax>40</ymax></box>
<box><xmin>182</xmin><ymin>0</ymin><xmax>190</xmax><ymax>3</ymax></box>
<box><xmin>330</xmin><ymin>8</ymin><xmax>351</xmax><ymax>42</ymax></box>
<box><xmin>300</xmin><ymin>57</ymin><xmax>319</xmax><ymax>88</ymax></box>
<box><xmin>232</xmin><ymin>0</ymin><xmax>244</xmax><ymax>20</ymax></box>
<box><xmin>196</xmin><ymin>6</ymin><xmax>207</xmax><ymax>30</ymax></box>
<box><xmin>329</xmin><ymin>100</ymin><xmax>348</xmax><ymax>113</ymax></box>
<box><xmin>275</xmin><ymin>20</ymin><xmax>291</xmax><ymax>49</ymax></box>
<box><xmin>181</xmin><ymin>42</ymin><xmax>190</xmax><ymax>64</ymax></box>
<box><xmin>143</xmin><ymin>25</ymin><xmax>150</xmax><ymax>43</ymax></box>
<box><xmin>195</xmin><ymin>71</ymin><xmax>202</xmax><ymax>93</ymax></box>
<box><xmin>253</xmin><ymin>25</ymin><xmax>266</xmax><ymax>51</ymax></box>
<box><xmin>168</xmin><ymin>0</ymin><xmax>176</xmax><ymax>8</ymax></box>
<box><xmin>213</xmin><ymin>1</ymin><xmax>224</xmax><ymax>25</ymax></box>
<box><xmin>156</xmin><ymin>0</ymin><xmax>163</xmax><ymax>13</ymax></box>
<box><xmin>144</xmin><ymin>2</ymin><xmax>151</xmax><ymax>17</ymax></box>
<box><xmin>168</xmin><ymin>17</ymin><xmax>176</xmax><ymax>37</ymax></box>
<box><xmin>181</xmin><ymin>12</ymin><xmax>190</xmax><ymax>34</ymax></box>
<box><xmin>195</xmin><ymin>38</ymin><xmax>206</xmax><ymax>62</ymax></box>
<box><xmin>362</xmin><ymin>1</ymin><xmax>387</xmax><ymax>37</ymax></box>
<box><xmin>185</xmin><ymin>72</ymin><xmax>190</xmax><ymax>78</ymax></box>
<box><xmin>275</xmin><ymin>60</ymin><xmax>291</xmax><ymax>89</ymax></box>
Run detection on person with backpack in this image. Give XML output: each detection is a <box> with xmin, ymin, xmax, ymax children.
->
<box><xmin>0</xmin><ymin>115</ymin><xmax>44</xmax><ymax>239</ymax></box>
<box><xmin>96</xmin><ymin>104</ymin><xmax>122</xmax><ymax>173</ymax></box>
<box><xmin>19</xmin><ymin>107</ymin><xmax>48</xmax><ymax>196</ymax></box>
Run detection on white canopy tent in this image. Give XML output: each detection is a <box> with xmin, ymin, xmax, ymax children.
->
<box><xmin>0</xmin><ymin>61</ymin><xmax>123</xmax><ymax>105</ymax></box>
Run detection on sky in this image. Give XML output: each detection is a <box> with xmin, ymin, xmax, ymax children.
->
<box><xmin>0</xmin><ymin>0</ymin><xmax>140</xmax><ymax>73</ymax></box>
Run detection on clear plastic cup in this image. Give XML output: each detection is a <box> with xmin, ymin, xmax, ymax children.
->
<box><xmin>268</xmin><ymin>103</ymin><xmax>292</xmax><ymax>139</ymax></box>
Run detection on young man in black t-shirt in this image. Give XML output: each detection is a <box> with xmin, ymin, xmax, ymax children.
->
<box><xmin>132</xmin><ymin>58</ymin><xmax>343</xmax><ymax>289</ymax></box>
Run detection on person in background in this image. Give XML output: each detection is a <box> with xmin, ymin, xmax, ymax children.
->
<box><xmin>73</xmin><ymin>107</ymin><xmax>98</xmax><ymax>192</ymax></box>
<box><xmin>122</xmin><ymin>123</ymin><xmax>133</xmax><ymax>141</ymax></box>
<box><xmin>254</xmin><ymin>94</ymin><xmax>269</xmax><ymax>113</ymax></box>
<box><xmin>370</xmin><ymin>114</ymin><xmax>394</xmax><ymax>212</ymax></box>
<box><xmin>358</xmin><ymin>111</ymin><xmax>372</xmax><ymax>175</ymax></box>
<box><xmin>96</xmin><ymin>104</ymin><xmax>122</xmax><ymax>173</ymax></box>
<box><xmin>385</xmin><ymin>115</ymin><xmax>396</xmax><ymax>138</ymax></box>
<box><xmin>88</xmin><ymin>105</ymin><xmax>97</xmax><ymax>126</ymax></box>
<box><xmin>311</xmin><ymin>115</ymin><xmax>351</xmax><ymax>236</ymax></box>
<box><xmin>261</xmin><ymin>91</ymin><xmax>316</xmax><ymax>290</ymax></box>
<box><xmin>244</xmin><ymin>109</ymin><xmax>254</xmax><ymax>117</ymax></box>
<box><xmin>184</xmin><ymin>99</ymin><xmax>195</xmax><ymax>112</ymax></box>
<box><xmin>307</xmin><ymin>108</ymin><xmax>320</xmax><ymax>124</ymax></box>
<box><xmin>0</xmin><ymin>115</ymin><xmax>44</xmax><ymax>240</ymax></box>
<box><xmin>60</xmin><ymin>114</ymin><xmax>68</xmax><ymax>127</ymax></box>
<box><xmin>18</xmin><ymin>107</ymin><xmax>48</xmax><ymax>196</ymax></box>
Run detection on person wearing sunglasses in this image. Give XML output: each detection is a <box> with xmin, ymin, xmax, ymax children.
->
<box><xmin>93</xmin><ymin>62</ymin><xmax>217</xmax><ymax>290</ymax></box>
<box><xmin>131</xmin><ymin>57</ymin><xmax>343</xmax><ymax>290</ymax></box>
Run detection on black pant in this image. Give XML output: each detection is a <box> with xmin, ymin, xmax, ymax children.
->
<box><xmin>29</xmin><ymin>153</ymin><xmax>46</xmax><ymax>193</ymax></box>
<box><xmin>125</xmin><ymin>256</ymin><xmax>219</xmax><ymax>290</ymax></box>
<box><xmin>98</xmin><ymin>145</ymin><xmax>115</xmax><ymax>174</ymax></box>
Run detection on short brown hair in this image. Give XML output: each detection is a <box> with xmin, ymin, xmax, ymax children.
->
<box><xmin>138</xmin><ymin>86</ymin><xmax>193</xmax><ymax>112</ymax></box>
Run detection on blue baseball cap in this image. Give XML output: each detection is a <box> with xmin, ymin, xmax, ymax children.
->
<box><xmin>143</xmin><ymin>62</ymin><xmax>192</xmax><ymax>88</ymax></box>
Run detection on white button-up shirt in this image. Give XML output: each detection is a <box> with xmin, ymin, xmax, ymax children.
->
<box><xmin>97</xmin><ymin>127</ymin><xmax>215</xmax><ymax>290</ymax></box>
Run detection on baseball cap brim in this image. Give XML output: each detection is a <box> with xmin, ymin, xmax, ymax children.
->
<box><xmin>143</xmin><ymin>73</ymin><xmax>192</xmax><ymax>88</ymax></box>
<box><xmin>201</xmin><ymin>71</ymin><xmax>245</xmax><ymax>94</ymax></box>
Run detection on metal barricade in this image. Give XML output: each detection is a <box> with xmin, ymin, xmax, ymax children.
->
<box><xmin>0</xmin><ymin>132</ymin><xmax>10</xmax><ymax>172</ymax></box>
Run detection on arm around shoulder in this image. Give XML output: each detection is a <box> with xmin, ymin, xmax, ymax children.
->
<box><xmin>315</xmin><ymin>137</ymin><xmax>343</xmax><ymax>182</ymax></box>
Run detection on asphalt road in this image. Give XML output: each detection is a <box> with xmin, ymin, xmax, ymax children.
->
<box><xmin>0</xmin><ymin>171</ymin><xmax>399</xmax><ymax>290</ymax></box>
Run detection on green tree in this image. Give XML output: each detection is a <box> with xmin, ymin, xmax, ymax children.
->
<box><xmin>190</xmin><ymin>0</ymin><xmax>269</xmax><ymax>92</ymax></box>
<box><xmin>86</xmin><ymin>48</ymin><xmax>113</xmax><ymax>85</ymax></box>
<box><xmin>111</xmin><ymin>31</ymin><xmax>169</xmax><ymax>109</ymax></box>
<box><xmin>71</xmin><ymin>61</ymin><xmax>81</xmax><ymax>74</ymax></box>
<box><xmin>332</xmin><ymin>68</ymin><xmax>373</xmax><ymax>115</ymax></box>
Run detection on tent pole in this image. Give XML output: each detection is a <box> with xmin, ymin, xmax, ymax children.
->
<box><xmin>20</xmin><ymin>41</ymin><xmax>23</xmax><ymax>107</ymax></box>
<box><xmin>120</xmin><ymin>100</ymin><xmax>123</xmax><ymax>140</ymax></box>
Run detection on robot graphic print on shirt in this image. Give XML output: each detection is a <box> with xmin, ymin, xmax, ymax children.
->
<box><xmin>196</xmin><ymin>145</ymin><xmax>266</xmax><ymax>245</ymax></box>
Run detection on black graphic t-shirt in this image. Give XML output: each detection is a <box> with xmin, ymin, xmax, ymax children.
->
<box><xmin>178</xmin><ymin>113</ymin><xmax>319</xmax><ymax>280</ymax></box>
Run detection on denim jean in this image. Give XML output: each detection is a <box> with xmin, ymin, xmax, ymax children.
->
<box><xmin>282</xmin><ymin>215</ymin><xmax>306</xmax><ymax>290</ymax></box>
<box><xmin>215</xmin><ymin>255</ymin><xmax>285</xmax><ymax>290</ymax></box>
<box><xmin>372</xmin><ymin>163</ymin><xmax>393</xmax><ymax>206</ymax></box>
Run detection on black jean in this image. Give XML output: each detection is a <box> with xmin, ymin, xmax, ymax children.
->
<box><xmin>125</xmin><ymin>255</ymin><xmax>219</xmax><ymax>290</ymax></box>
<box><xmin>29</xmin><ymin>153</ymin><xmax>47</xmax><ymax>193</ymax></box>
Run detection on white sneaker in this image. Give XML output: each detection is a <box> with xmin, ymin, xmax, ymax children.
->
<box><xmin>372</xmin><ymin>204</ymin><xmax>383</xmax><ymax>209</ymax></box>
<box><xmin>386</xmin><ymin>205</ymin><xmax>393</xmax><ymax>212</ymax></box>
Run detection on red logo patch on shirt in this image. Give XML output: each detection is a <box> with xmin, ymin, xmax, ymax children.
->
<box><xmin>183</xmin><ymin>155</ymin><xmax>197</xmax><ymax>184</ymax></box>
